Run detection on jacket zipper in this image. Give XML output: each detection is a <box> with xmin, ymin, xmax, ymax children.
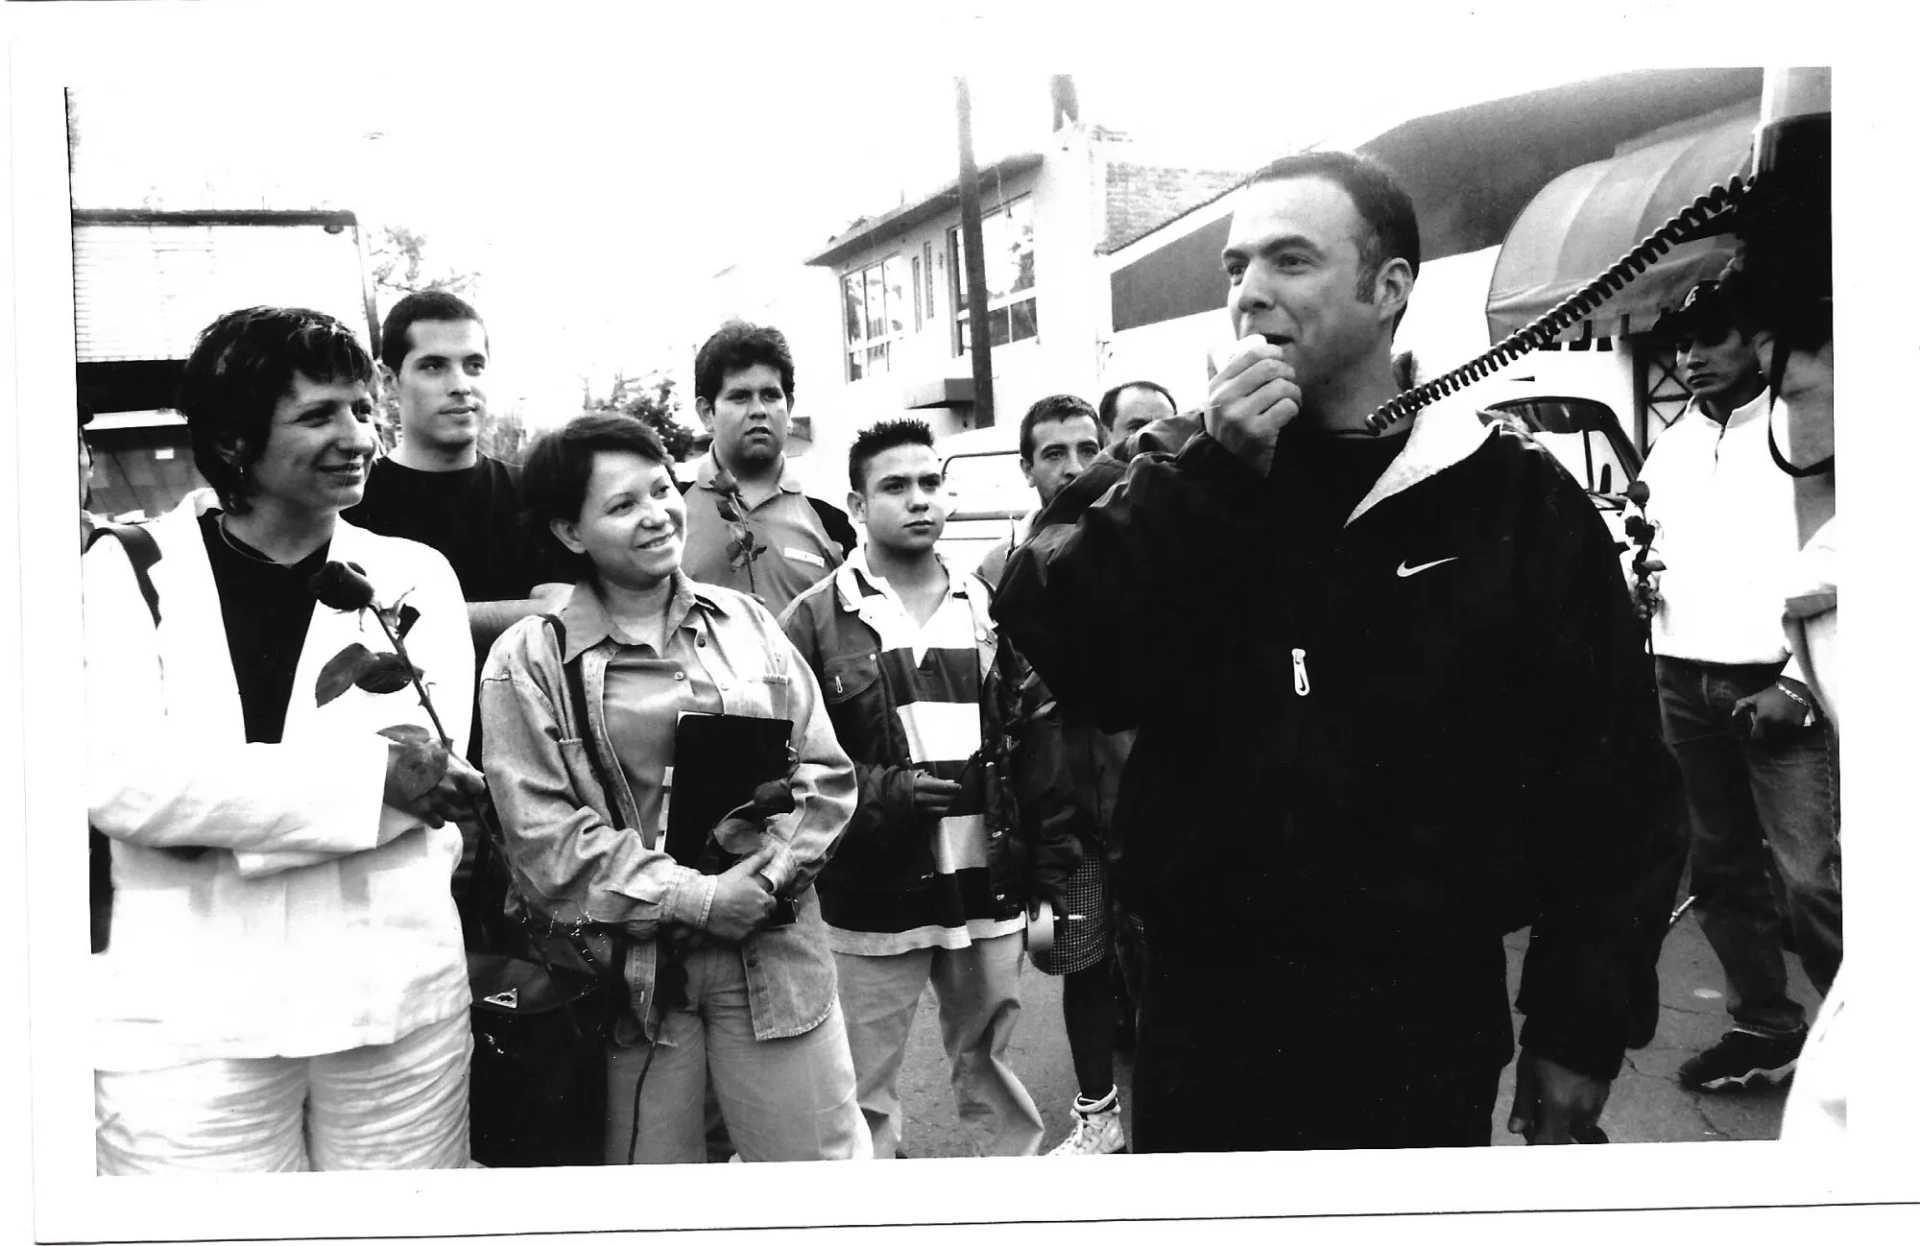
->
<box><xmin>1292</xmin><ymin>647</ymin><xmax>1311</xmax><ymax>696</ymax></box>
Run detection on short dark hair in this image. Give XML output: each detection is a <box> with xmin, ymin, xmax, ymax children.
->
<box><xmin>695</xmin><ymin>320</ymin><xmax>796</xmax><ymax>408</ymax></box>
<box><xmin>520</xmin><ymin>413</ymin><xmax>672</xmax><ymax>581</ymax></box>
<box><xmin>1095</xmin><ymin>381</ymin><xmax>1177</xmax><ymax>431</ymax></box>
<box><xmin>379</xmin><ymin>290</ymin><xmax>487</xmax><ymax>373</ymax></box>
<box><xmin>1018</xmin><ymin>394</ymin><xmax>1100</xmax><ymax>462</ymax></box>
<box><xmin>848</xmin><ymin>418</ymin><xmax>936</xmax><ymax>494</ymax></box>
<box><xmin>1251</xmin><ymin>150</ymin><xmax>1420</xmax><ymax>328</ymax></box>
<box><xmin>177</xmin><ymin>306</ymin><xmax>375</xmax><ymax>514</ymax></box>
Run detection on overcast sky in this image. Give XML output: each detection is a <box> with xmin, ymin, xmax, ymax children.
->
<box><xmin>45</xmin><ymin>5</ymin><xmax>1801</xmax><ymax>430</ymax></box>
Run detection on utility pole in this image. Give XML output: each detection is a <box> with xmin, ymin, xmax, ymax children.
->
<box><xmin>954</xmin><ymin>75</ymin><xmax>994</xmax><ymax>428</ymax></box>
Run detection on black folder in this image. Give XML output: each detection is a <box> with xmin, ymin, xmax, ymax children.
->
<box><xmin>664</xmin><ymin>712</ymin><xmax>794</xmax><ymax>869</ymax></box>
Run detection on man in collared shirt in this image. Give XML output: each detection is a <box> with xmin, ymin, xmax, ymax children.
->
<box><xmin>1638</xmin><ymin>280</ymin><xmax>1841</xmax><ymax>1094</ymax></box>
<box><xmin>682</xmin><ymin>321</ymin><xmax>856</xmax><ymax>613</ymax></box>
<box><xmin>781</xmin><ymin>418</ymin><xmax>1082</xmax><ymax>1159</ymax></box>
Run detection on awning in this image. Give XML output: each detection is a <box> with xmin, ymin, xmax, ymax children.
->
<box><xmin>1486</xmin><ymin>106</ymin><xmax>1757</xmax><ymax>342</ymax></box>
<box><xmin>903</xmin><ymin>377</ymin><xmax>975</xmax><ymax>409</ymax></box>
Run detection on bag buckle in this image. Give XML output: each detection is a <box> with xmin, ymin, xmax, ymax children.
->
<box><xmin>481</xmin><ymin>987</ymin><xmax>520</xmax><ymax>1009</ymax></box>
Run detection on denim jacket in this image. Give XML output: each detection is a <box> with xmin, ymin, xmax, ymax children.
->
<box><xmin>479</xmin><ymin>573</ymin><xmax>856</xmax><ymax>1042</ymax></box>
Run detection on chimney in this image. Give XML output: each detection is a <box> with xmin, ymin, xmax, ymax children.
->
<box><xmin>1050</xmin><ymin>74</ymin><xmax>1080</xmax><ymax>131</ymax></box>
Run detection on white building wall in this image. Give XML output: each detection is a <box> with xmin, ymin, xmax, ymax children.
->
<box><xmin>700</xmin><ymin>259</ymin><xmax>847</xmax><ymax>497</ymax></box>
<box><xmin>801</xmin><ymin>130</ymin><xmax>1116</xmax><ymax>483</ymax></box>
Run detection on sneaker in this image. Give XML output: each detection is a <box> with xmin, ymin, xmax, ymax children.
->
<box><xmin>1047</xmin><ymin>1093</ymin><xmax>1127</xmax><ymax>1156</ymax></box>
<box><xmin>1678</xmin><ymin>1028</ymin><xmax>1805</xmax><ymax>1092</ymax></box>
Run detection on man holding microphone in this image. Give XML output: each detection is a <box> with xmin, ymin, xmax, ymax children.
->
<box><xmin>996</xmin><ymin>151</ymin><xmax>1681</xmax><ymax>1151</ymax></box>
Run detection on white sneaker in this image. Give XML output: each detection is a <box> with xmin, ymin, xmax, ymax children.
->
<box><xmin>1047</xmin><ymin>1094</ymin><xmax>1127</xmax><ymax>1156</ymax></box>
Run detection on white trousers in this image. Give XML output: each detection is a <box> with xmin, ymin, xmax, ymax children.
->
<box><xmin>95</xmin><ymin>1012</ymin><xmax>472</xmax><ymax>1174</ymax></box>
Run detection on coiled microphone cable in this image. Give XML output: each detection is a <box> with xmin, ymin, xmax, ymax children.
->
<box><xmin>1363</xmin><ymin>173</ymin><xmax>1763</xmax><ymax>434</ymax></box>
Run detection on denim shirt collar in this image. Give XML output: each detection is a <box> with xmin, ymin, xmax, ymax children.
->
<box><xmin>554</xmin><ymin>570</ymin><xmax>730</xmax><ymax>663</ymax></box>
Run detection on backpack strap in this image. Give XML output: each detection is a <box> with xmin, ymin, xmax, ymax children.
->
<box><xmin>84</xmin><ymin>522</ymin><xmax>163</xmax><ymax>954</ymax></box>
<box><xmin>807</xmin><ymin>495</ymin><xmax>859</xmax><ymax>560</ymax></box>
<box><xmin>86</xmin><ymin>522</ymin><xmax>162</xmax><ymax>626</ymax></box>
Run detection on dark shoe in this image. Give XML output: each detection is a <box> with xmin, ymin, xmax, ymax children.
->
<box><xmin>1678</xmin><ymin>1028</ymin><xmax>1804</xmax><ymax>1092</ymax></box>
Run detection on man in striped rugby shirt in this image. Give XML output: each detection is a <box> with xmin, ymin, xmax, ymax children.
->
<box><xmin>780</xmin><ymin>418</ymin><xmax>1084</xmax><ymax>1159</ymax></box>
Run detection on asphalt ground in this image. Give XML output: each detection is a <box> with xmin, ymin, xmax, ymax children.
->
<box><xmin>888</xmin><ymin>906</ymin><xmax>1818</xmax><ymax>1157</ymax></box>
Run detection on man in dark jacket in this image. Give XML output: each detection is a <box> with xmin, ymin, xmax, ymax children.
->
<box><xmin>995</xmin><ymin>151</ymin><xmax>1682</xmax><ymax>1152</ymax></box>
<box><xmin>782</xmin><ymin>418</ymin><xmax>1083</xmax><ymax>1159</ymax></box>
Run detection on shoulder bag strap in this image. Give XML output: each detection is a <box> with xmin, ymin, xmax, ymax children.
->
<box><xmin>539</xmin><ymin>613</ymin><xmax>627</xmax><ymax>832</ymax></box>
<box><xmin>490</xmin><ymin>616</ymin><xmax>628</xmax><ymax>990</ymax></box>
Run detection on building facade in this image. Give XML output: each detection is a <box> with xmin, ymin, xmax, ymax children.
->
<box><xmin>798</xmin><ymin>123</ymin><xmax>1244</xmax><ymax>489</ymax></box>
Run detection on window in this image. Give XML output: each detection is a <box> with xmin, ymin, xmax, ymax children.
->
<box><xmin>949</xmin><ymin>195</ymin><xmax>1037</xmax><ymax>356</ymax></box>
<box><xmin>911</xmin><ymin>255</ymin><xmax>923</xmax><ymax>331</ymax></box>
<box><xmin>922</xmin><ymin>240</ymin><xmax>935</xmax><ymax>324</ymax></box>
<box><xmin>841</xmin><ymin>254</ymin><xmax>911</xmax><ymax>381</ymax></box>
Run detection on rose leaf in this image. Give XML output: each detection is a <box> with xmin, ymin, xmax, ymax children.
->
<box><xmin>316</xmin><ymin>643</ymin><xmax>381</xmax><ymax>706</ymax></box>
<box><xmin>354</xmin><ymin>652</ymin><xmax>419</xmax><ymax>695</ymax></box>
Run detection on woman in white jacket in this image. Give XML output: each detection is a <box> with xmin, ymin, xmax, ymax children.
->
<box><xmin>85</xmin><ymin>307</ymin><xmax>486</xmax><ymax>1173</ymax></box>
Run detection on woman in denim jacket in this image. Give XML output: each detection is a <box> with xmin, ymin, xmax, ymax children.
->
<box><xmin>480</xmin><ymin>414</ymin><xmax>869</xmax><ymax>1163</ymax></box>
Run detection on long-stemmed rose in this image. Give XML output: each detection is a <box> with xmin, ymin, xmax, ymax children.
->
<box><xmin>709</xmin><ymin>463</ymin><xmax>767</xmax><ymax>601</ymax></box>
<box><xmin>307</xmin><ymin>560</ymin><xmax>465</xmax><ymax>810</ymax></box>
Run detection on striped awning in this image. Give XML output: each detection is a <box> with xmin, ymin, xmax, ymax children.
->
<box><xmin>72</xmin><ymin>211</ymin><xmax>372</xmax><ymax>365</ymax></box>
<box><xmin>1486</xmin><ymin>106</ymin><xmax>1757</xmax><ymax>342</ymax></box>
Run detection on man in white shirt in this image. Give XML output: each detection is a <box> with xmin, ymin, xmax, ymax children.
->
<box><xmin>1639</xmin><ymin>281</ymin><xmax>1841</xmax><ymax>1095</ymax></box>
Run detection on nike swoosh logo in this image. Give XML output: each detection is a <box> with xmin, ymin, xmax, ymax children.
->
<box><xmin>1396</xmin><ymin>556</ymin><xmax>1460</xmax><ymax>578</ymax></box>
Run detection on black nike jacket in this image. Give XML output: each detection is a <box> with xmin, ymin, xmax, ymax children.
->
<box><xmin>994</xmin><ymin>409</ymin><xmax>1683</xmax><ymax>1080</ymax></box>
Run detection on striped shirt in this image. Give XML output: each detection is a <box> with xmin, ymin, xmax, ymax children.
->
<box><xmin>827</xmin><ymin>550</ymin><xmax>1025</xmax><ymax>955</ymax></box>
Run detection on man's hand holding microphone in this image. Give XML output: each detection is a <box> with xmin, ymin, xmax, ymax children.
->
<box><xmin>1205</xmin><ymin>336</ymin><xmax>1303</xmax><ymax>476</ymax></box>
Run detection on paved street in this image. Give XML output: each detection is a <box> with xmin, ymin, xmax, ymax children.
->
<box><xmin>889</xmin><ymin>906</ymin><xmax>1818</xmax><ymax>1157</ymax></box>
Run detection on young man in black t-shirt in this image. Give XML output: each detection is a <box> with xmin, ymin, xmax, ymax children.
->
<box><xmin>345</xmin><ymin>291</ymin><xmax>571</xmax><ymax>654</ymax></box>
<box><xmin>345</xmin><ymin>292</ymin><xmax>570</xmax><ymax>945</ymax></box>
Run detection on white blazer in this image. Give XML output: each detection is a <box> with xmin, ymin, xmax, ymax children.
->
<box><xmin>85</xmin><ymin>491</ymin><xmax>474</xmax><ymax>1071</ymax></box>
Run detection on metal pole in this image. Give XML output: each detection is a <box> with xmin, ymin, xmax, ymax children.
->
<box><xmin>954</xmin><ymin>76</ymin><xmax>995</xmax><ymax>429</ymax></box>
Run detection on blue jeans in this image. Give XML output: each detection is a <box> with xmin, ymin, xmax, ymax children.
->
<box><xmin>1655</xmin><ymin>657</ymin><xmax>1841</xmax><ymax>1035</ymax></box>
